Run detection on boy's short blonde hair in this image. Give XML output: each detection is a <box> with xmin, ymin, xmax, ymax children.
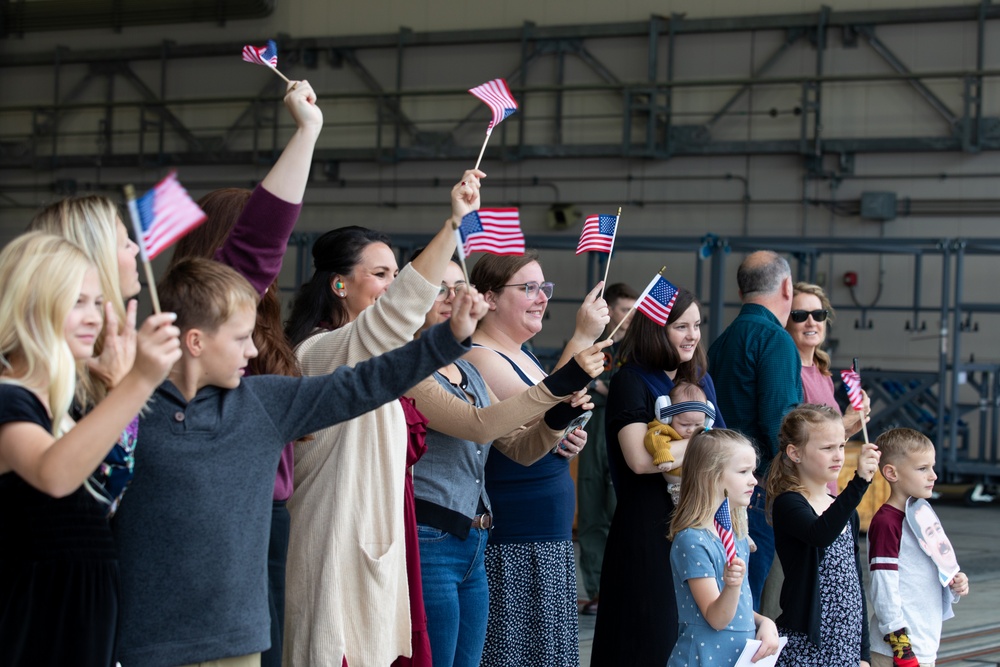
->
<box><xmin>875</xmin><ymin>428</ymin><xmax>934</xmax><ymax>470</ymax></box>
<box><xmin>158</xmin><ymin>258</ymin><xmax>259</xmax><ymax>333</ymax></box>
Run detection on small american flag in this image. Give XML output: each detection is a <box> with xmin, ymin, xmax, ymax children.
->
<box><xmin>841</xmin><ymin>368</ymin><xmax>865</xmax><ymax>411</ymax></box>
<box><xmin>576</xmin><ymin>214</ymin><xmax>618</xmax><ymax>255</ymax></box>
<box><xmin>714</xmin><ymin>497</ymin><xmax>737</xmax><ymax>566</ymax></box>
<box><xmin>242</xmin><ymin>40</ymin><xmax>278</xmax><ymax>68</ymax></box>
<box><xmin>468</xmin><ymin>79</ymin><xmax>518</xmax><ymax>132</ymax></box>
<box><xmin>455</xmin><ymin>208</ymin><xmax>525</xmax><ymax>258</ymax></box>
<box><xmin>635</xmin><ymin>274</ymin><xmax>679</xmax><ymax>326</ymax></box>
<box><xmin>135</xmin><ymin>172</ymin><xmax>206</xmax><ymax>260</ymax></box>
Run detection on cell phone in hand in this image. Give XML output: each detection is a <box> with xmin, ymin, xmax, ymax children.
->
<box><xmin>558</xmin><ymin>411</ymin><xmax>593</xmax><ymax>448</ymax></box>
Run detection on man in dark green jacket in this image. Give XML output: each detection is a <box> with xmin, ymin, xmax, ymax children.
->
<box><xmin>708</xmin><ymin>250</ymin><xmax>803</xmax><ymax>611</ymax></box>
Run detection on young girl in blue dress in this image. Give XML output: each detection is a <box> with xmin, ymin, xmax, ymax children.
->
<box><xmin>766</xmin><ymin>404</ymin><xmax>880</xmax><ymax>667</ymax></box>
<box><xmin>668</xmin><ymin>429</ymin><xmax>780</xmax><ymax>666</ymax></box>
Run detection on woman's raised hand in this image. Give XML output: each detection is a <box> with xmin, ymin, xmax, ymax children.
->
<box><xmin>574</xmin><ymin>339</ymin><xmax>613</xmax><ymax>378</ymax></box>
<box><xmin>284</xmin><ymin>80</ymin><xmax>323</xmax><ymax>135</ymax></box>
<box><xmin>448</xmin><ymin>286</ymin><xmax>488</xmax><ymax>342</ymax></box>
<box><xmin>450</xmin><ymin>169</ymin><xmax>486</xmax><ymax>227</ymax></box>
<box><xmin>574</xmin><ymin>282</ymin><xmax>610</xmax><ymax>342</ymax></box>
<box><xmin>87</xmin><ymin>299</ymin><xmax>138</xmax><ymax>389</ymax></box>
<box><xmin>130</xmin><ymin>313</ymin><xmax>182</xmax><ymax>387</ymax></box>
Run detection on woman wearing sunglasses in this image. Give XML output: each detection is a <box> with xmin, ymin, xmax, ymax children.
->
<box><xmin>786</xmin><ymin>282</ymin><xmax>869</xmax><ymax>437</ymax></box>
<box><xmin>465</xmin><ymin>252</ymin><xmax>609</xmax><ymax>667</ymax></box>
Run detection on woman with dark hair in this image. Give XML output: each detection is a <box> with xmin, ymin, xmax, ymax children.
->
<box><xmin>285</xmin><ymin>225</ymin><xmax>394</xmax><ymax>346</ymax></box>
<box><xmin>590</xmin><ymin>288</ymin><xmax>727</xmax><ymax>666</ymax></box>
<box><xmin>464</xmin><ymin>252</ymin><xmax>609</xmax><ymax>667</ymax></box>
<box><xmin>167</xmin><ymin>79</ymin><xmax>322</xmax><ymax>667</ymax></box>
<box><xmin>282</xmin><ymin>171</ymin><xmax>488</xmax><ymax>667</ymax></box>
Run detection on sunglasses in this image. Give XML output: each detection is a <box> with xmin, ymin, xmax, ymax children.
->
<box><xmin>789</xmin><ymin>309</ymin><xmax>829</xmax><ymax>323</ymax></box>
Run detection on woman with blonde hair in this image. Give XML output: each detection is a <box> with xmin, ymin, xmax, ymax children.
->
<box><xmin>0</xmin><ymin>232</ymin><xmax>179</xmax><ymax>666</ymax></box>
<box><xmin>786</xmin><ymin>282</ymin><xmax>868</xmax><ymax>436</ymax></box>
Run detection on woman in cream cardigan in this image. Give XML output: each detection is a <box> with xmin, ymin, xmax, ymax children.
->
<box><xmin>282</xmin><ymin>171</ymin><xmax>484</xmax><ymax>667</ymax></box>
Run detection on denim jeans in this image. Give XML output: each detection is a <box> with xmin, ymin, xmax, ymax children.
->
<box><xmin>747</xmin><ymin>485</ymin><xmax>775</xmax><ymax>612</ymax></box>
<box><xmin>417</xmin><ymin>523</ymin><xmax>490</xmax><ymax>667</ymax></box>
<box><xmin>262</xmin><ymin>500</ymin><xmax>290</xmax><ymax>667</ymax></box>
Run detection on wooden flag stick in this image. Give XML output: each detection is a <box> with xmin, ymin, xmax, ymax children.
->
<box><xmin>473</xmin><ymin>129</ymin><xmax>492</xmax><ymax>171</ymax></box>
<box><xmin>853</xmin><ymin>357</ymin><xmax>871</xmax><ymax>444</ymax></box>
<box><xmin>123</xmin><ymin>185</ymin><xmax>162</xmax><ymax>314</ymax></box>
<box><xmin>603</xmin><ymin>302</ymin><xmax>635</xmax><ymax>342</ymax></box>
<box><xmin>453</xmin><ymin>226</ymin><xmax>472</xmax><ymax>285</ymax></box>
<box><xmin>598</xmin><ymin>206</ymin><xmax>622</xmax><ymax>299</ymax></box>
<box><xmin>270</xmin><ymin>66</ymin><xmax>291</xmax><ymax>84</ymax></box>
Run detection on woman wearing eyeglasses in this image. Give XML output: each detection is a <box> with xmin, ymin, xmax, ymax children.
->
<box><xmin>465</xmin><ymin>251</ymin><xmax>610</xmax><ymax>667</ymax></box>
<box><xmin>786</xmin><ymin>282</ymin><xmax>869</xmax><ymax>437</ymax></box>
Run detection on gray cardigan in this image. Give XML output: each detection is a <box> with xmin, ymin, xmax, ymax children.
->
<box><xmin>113</xmin><ymin>323</ymin><xmax>469</xmax><ymax>667</ymax></box>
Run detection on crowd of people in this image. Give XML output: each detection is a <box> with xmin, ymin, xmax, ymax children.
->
<box><xmin>0</xmin><ymin>79</ymin><xmax>971</xmax><ymax>667</ymax></box>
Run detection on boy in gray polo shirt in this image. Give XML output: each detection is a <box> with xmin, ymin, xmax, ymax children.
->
<box><xmin>112</xmin><ymin>258</ymin><xmax>483</xmax><ymax>667</ymax></box>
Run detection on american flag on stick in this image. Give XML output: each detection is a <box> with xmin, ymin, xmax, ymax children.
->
<box><xmin>133</xmin><ymin>172</ymin><xmax>206</xmax><ymax>261</ymax></box>
<box><xmin>468</xmin><ymin>78</ymin><xmax>519</xmax><ymax>132</ymax></box>
<box><xmin>576</xmin><ymin>214</ymin><xmax>618</xmax><ymax>255</ymax></box>
<box><xmin>714</xmin><ymin>496</ymin><xmax>738</xmax><ymax>566</ymax></box>
<box><xmin>241</xmin><ymin>40</ymin><xmax>290</xmax><ymax>83</ymax></box>
<box><xmin>123</xmin><ymin>172</ymin><xmax>206</xmax><ymax>313</ymax></box>
<box><xmin>841</xmin><ymin>368</ymin><xmax>865</xmax><ymax>411</ymax></box>
<box><xmin>635</xmin><ymin>274</ymin><xmax>679</xmax><ymax>326</ymax></box>
<box><xmin>242</xmin><ymin>40</ymin><xmax>278</xmax><ymax>67</ymax></box>
<box><xmin>455</xmin><ymin>208</ymin><xmax>525</xmax><ymax>259</ymax></box>
<box><xmin>468</xmin><ymin>78</ymin><xmax>519</xmax><ymax>170</ymax></box>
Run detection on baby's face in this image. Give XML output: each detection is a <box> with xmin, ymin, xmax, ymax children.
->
<box><xmin>672</xmin><ymin>411</ymin><xmax>706</xmax><ymax>439</ymax></box>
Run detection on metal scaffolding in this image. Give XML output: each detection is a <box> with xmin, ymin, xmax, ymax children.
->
<box><xmin>2</xmin><ymin>3</ymin><xmax>1000</xmax><ymax>177</ymax></box>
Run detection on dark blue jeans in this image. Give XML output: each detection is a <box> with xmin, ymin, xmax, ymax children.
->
<box><xmin>262</xmin><ymin>500</ymin><xmax>290</xmax><ymax>667</ymax></box>
<box><xmin>417</xmin><ymin>524</ymin><xmax>490</xmax><ymax>667</ymax></box>
<box><xmin>747</xmin><ymin>485</ymin><xmax>775</xmax><ymax>612</ymax></box>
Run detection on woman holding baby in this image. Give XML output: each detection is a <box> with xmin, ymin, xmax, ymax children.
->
<box><xmin>590</xmin><ymin>288</ymin><xmax>727</xmax><ymax>667</ymax></box>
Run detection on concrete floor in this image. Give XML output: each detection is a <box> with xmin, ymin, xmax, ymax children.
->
<box><xmin>576</xmin><ymin>497</ymin><xmax>1000</xmax><ymax>666</ymax></box>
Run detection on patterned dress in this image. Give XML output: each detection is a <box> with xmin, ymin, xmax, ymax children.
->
<box><xmin>777</xmin><ymin>526</ymin><xmax>863</xmax><ymax>667</ymax></box>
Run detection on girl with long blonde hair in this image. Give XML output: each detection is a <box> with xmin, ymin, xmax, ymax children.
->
<box><xmin>666</xmin><ymin>429</ymin><xmax>779</xmax><ymax>666</ymax></box>
<box><xmin>0</xmin><ymin>232</ymin><xmax>179</xmax><ymax>666</ymax></box>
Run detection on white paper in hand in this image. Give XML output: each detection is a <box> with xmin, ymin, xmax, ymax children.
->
<box><xmin>734</xmin><ymin>635</ymin><xmax>788</xmax><ymax>667</ymax></box>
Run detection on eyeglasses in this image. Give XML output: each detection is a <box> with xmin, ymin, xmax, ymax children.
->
<box><xmin>789</xmin><ymin>309</ymin><xmax>829</xmax><ymax>323</ymax></box>
<box><xmin>435</xmin><ymin>282</ymin><xmax>468</xmax><ymax>301</ymax></box>
<box><xmin>503</xmin><ymin>281</ymin><xmax>554</xmax><ymax>299</ymax></box>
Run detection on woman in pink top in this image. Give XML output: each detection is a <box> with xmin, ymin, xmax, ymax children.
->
<box><xmin>785</xmin><ymin>282</ymin><xmax>869</xmax><ymax>437</ymax></box>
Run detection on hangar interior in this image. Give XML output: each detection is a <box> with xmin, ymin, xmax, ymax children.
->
<box><xmin>1</xmin><ymin>1</ymin><xmax>999</xmax><ymax>490</ymax></box>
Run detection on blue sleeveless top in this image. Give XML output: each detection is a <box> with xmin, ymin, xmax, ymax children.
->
<box><xmin>476</xmin><ymin>346</ymin><xmax>576</xmax><ymax>544</ymax></box>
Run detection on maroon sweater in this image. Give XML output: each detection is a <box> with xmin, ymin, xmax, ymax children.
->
<box><xmin>215</xmin><ymin>185</ymin><xmax>302</xmax><ymax>500</ymax></box>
